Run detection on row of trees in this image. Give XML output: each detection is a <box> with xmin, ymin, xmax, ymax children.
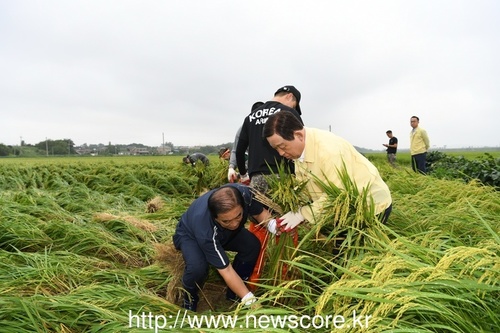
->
<box><xmin>0</xmin><ymin>139</ymin><xmax>75</xmax><ymax>157</ymax></box>
<box><xmin>0</xmin><ymin>139</ymin><xmax>233</xmax><ymax>157</ymax></box>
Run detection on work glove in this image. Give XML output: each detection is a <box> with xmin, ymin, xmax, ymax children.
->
<box><xmin>240</xmin><ymin>173</ymin><xmax>250</xmax><ymax>185</ymax></box>
<box><xmin>278</xmin><ymin>211</ymin><xmax>304</xmax><ymax>232</ymax></box>
<box><xmin>266</xmin><ymin>219</ymin><xmax>278</xmax><ymax>235</ymax></box>
<box><xmin>241</xmin><ymin>291</ymin><xmax>257</xmax><ymax>306</ymax></box>
<box><xmin>227</xmin><ymin>167</ymin><xmax>238</xmax><ymax>183</ymax></box>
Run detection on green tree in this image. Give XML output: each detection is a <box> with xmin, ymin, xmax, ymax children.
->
<box><xmin>35</xmin><ymin>139</ymin><xmax>75</xmax><ymax>155</ymax></box>
<box><xmin>0</xmin><ymin>144</ymin><xmax>10</xmax><ymax>156</ymax></box>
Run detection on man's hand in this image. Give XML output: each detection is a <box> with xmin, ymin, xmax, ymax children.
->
<box><xmin>227</xmin><ymin>167</ymin><xmax>238</xmax><ymax>183</ymax></box>
<box><xmin>278</xmin><ymin>211</ymin><xmax>304</xmax><ymax>231</ymax></box>
<box><xmin>241</xmin><ymin>291</ymin><xmax>257</xmax><ymax>306</ymax></box>
<box><xmin>240</xmin><ymin>173</ymin><xmax>250</xmax><ymax>185</ymax></box>
<box><xmin>266</xmin><ymin>219</ymin><xmax>278</xmax><ymax>235</ymax></box>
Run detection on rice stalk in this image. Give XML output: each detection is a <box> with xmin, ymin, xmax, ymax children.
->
<box><xmin>153</xmin><ymin>242</ymin><xmax>184</xmax><ymax>304</ymax></box>
<box><xmin>302</xmin><ymin>163</ymin><xmax>380</xmax><ymax>266</ymax></box>
<box><xmin>145</xmin><ymin>196</ymin><xmax>164</xmax><ymax>213</ymax></box>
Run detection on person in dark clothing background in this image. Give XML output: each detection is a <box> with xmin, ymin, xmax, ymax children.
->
<box><xmin>383</xmin><ymin>130</ymin><xmax>398</xmax><ymax>167</ymax></box>
<box><xmin>226</xmin><ymin>101</ymin><xmax>264</xmax><ymax>183</ymax></box>
<box><xmin>235</xmin><ymin>85</ymin><xmax>304</xmax><ymax>193</ymax></box>
<box><xmin>183</xmin><ymin>152</ymin><xmax>209</xmax><ymax>167</ymax></box>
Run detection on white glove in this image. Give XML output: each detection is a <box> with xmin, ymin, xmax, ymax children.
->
<box><xmin>278</xmin><ymin>211</ymin><xmax>304</xmax><ymax>231</ymax></box>
<box><xmin>240</xmin><ymin>173</ymin><xmax>250</xmax><ymax>185</ymax></box>
<box><xmin>227</xmin><ymin>167</ymin><xmax>238</xmax><ymax>182</ymax></box>
<box><xmin>241</xmin><ymin>291</ymin><xmax>257</xmax><ymax>306</ymax></box>
<box><xmin>267</xmin><ymin>219</ymin><xmax>278</xmax><ymax>235</ymax></box>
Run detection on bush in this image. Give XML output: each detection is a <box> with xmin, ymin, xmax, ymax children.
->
<box><xmin>427</xmin><ymin>151</ymin><xmax>500</xmax><ymax>189</ymax></box>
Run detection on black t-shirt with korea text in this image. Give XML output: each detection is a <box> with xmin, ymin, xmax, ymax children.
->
<box><xmin>235</xmin><ymin>101</ymin><xmax>303</xmax><ymax>177</ymax></box>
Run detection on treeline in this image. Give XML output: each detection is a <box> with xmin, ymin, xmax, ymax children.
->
<box><xmin>0</xmin><ymin>139</ymin><xmax>76</xmax><ymax>157</ymax></box>
<box><xmin>0</xmin><ymin>140</ymin><xmax>234</xmax><ymax>157</ymax></box>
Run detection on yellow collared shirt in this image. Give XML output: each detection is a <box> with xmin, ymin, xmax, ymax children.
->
<box><xmin>295</xmin><ymin>127</ymin><xmax>392</xmax><ymax>223</ymax></box>
<box><xmin>410</xmin><ymin>127</ymin><xmax>430</xmax><ymax>155</ymax></box>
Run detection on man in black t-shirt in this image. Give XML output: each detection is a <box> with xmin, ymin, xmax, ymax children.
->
<box><xmin>383</xmin><ymin>130</ymin><xmax>398</xmax><ymax>167</ymax></box>
<box><xmin>235</xmin><ymin>85</ymin><xmax>304</xmax><ymax>193</ymax></box>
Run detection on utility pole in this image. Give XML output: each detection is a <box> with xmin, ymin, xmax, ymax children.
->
<box><xmin>162</xmin><ymin>132</ymin><xmax>165</xmax><ymax>155</ymax></box>
<box><xmin>46</xmin><ymin>138</ymin><xmax>49</xmax><ymax>156</ymax></box>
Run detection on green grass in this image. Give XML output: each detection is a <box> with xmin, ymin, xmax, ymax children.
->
<box><xmin>0</xmin><ymin>156</ymin><xmax>498</xmax><ymax>332</ymax></box>
<box><xmin>366</xmin><ymin>150</ymin><xmax>500</xmax><ymax>165</ymax></box>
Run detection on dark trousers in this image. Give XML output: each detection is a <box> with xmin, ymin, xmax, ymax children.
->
<box><xmin>177</xmin><ymin>227</ymin><xmax>260</xmax><ymax>295</ymax></box>
<box><xmin>411</xmin><ymin>153</ymin><xmax>427</xmax><ymax>174</ymax></box>
<box><xmin>379</xmin><ymin>204</ymin><xmax>392</xmax><ymax>224</ymax></box>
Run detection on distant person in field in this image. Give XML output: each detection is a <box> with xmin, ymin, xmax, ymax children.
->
<box><xmin>218</xmin><ymin>147</ymin><xmax>231</xmax><ymax>161</ymax></box>
<box><xmin>183</xmin><ymin>153</ymin><xmax>209</xmax><ymax>167</ymax></box>
<box><xmin>383</xmin><ymin>130</ymin><xmax>398</xmax><ymax>167</ymax></box>
<box><xmin>409</xmin><ymin>116</ymin><xmax>430</xmax><ymax>174</ymax></box>
<box><xmin>172</xmin><ymin>184</ymin><xmax>277</xmax><ymax>311</ymax></box>
<box><xmin>263</xmin><ymin>111</ymin><xmax>393</xmax><ymax>232</ymax></box>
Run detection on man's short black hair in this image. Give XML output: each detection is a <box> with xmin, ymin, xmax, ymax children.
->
<box><xmin>208</xmin><ymin>186</ymin><xmax>242</xmax><ymax>218</ymax></box>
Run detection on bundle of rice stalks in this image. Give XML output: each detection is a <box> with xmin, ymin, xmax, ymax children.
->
<box><xmin>206</xmin><ymin>159</ymin><xmax>232</xmax><ymax>190</ymax></box>
<box><xmin>264</xmin><ymin>162</ymin><xmax>310</xmax><ymax>214</ymax></box>
<box><xmin>145</xmin><ymin>196</ymin><xmax>164</xmax><ymax>213</ymax></box>
<box><xmin>181</xmin><ymin>161</ymin><xmax>211</xmax><ymax>194</ymax></box>
<box><xmin>153</xmin><ymin>243</ymin><xmax>184</xmax><ymax>304</ymax></box>
<box><xmin>303</xmin><ymin>163</ymin><xmax>380</xmax><ymax>265</ymax></box>
<box><xmin>93</xmin><ymin>213</ymin><xmax>158</xmax><ymax>233</ymax></box>
<box><xmin>253</xmin><ymin>163</ymin><xmax>310</xmax><ymax>293</ymax></box>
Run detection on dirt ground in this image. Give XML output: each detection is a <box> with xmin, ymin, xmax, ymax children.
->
<box><xmin>196</xmin><ymin>281</ymin><xmax>238</xmax><ymax>312</ymax></box>
<box><xmin>173</xmin><ymin>280</ymin><xmax>239</xmax><ymax>313</ymax></box>
<box><xmin>159</xmin><ymin>243</ymin><xmax>243</xmax><ymax>312</ymax></box>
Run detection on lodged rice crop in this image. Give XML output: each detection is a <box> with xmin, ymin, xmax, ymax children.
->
<box><xmin>0</xmin><ymin>155</ymin><xmax>498</xmax><ymax>332</ymax></box>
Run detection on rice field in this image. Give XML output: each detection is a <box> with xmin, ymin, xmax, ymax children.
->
<box><xmin>0</xmin><ymin>155</ymin><xmax>498</xmax><ymax>332</ymax></box>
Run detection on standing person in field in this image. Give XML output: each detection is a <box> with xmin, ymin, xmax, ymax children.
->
<box><xmin>383</xmin><ymin>130</ymin><xmax>398</xmax><ymax>167</ymax></box>
<box><xmin>172</xmin><ymin>183</ymin><xmax>277</xmax><ymax>311</ymax></box>
<box><xmin>263</xmin><ymin>111</ymin><xmax>392</xmax><ymax>232</ymax></box>
<box><xmin>410</xmin><ymin>116</ymin><xmax>430</xmax><ymax>174</ymax></box>
<box><xmin>236</xmin><ymin>86</ymin><xmax>303</xmax><ymax>193</ymax></box>
<box><xmin>183</xmin><ymin>153</ymin><xmax>209</xmax><ymax>167</ymax></box>
<box><xmin>227</xmin><ymin>102</ymin><xmax>264</xmax><ymax>183</ymax></box>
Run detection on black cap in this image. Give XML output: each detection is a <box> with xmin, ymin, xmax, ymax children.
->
<box><xmin>251</xmin><ymin>101</ymin><xmax>264</xmax><ymax>111</ymax></box>
<box><xmin>274</xmin><ymin>85</ymin><xmax>301</xmax><ymax>114</ymax></box>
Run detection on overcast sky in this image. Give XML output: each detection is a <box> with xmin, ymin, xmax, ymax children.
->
<box><xmin>1</xmin><ymin>0</ymin><xmax>499</xmax><ymax>151</ymax></box>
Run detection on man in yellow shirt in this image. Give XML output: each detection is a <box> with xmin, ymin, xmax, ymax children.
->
<box><xmin>262</xmin><ymin>111</ymin><xmax>392</xmax><ymax>231</ymax></box>
<box><xmin>409</xmin><ymin>116</ymin><xmax>430</xmax><ymax>174</ymax></box>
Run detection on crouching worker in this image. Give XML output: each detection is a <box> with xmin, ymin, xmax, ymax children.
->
<box><xmin>183</xmin><ymin>153</ymin><xmax>209</xmax><ymax>167</ymax></box>
<box><xmin>173</xmin><ymin>183</ymin><xmax>275</xmax><ymax>311</ymax></box>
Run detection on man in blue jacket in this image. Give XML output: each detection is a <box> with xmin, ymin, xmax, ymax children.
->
<box><xmin>173</xmin><ymin>183</ymin><xmax>276</xmax><ymax>311</ymax></box>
